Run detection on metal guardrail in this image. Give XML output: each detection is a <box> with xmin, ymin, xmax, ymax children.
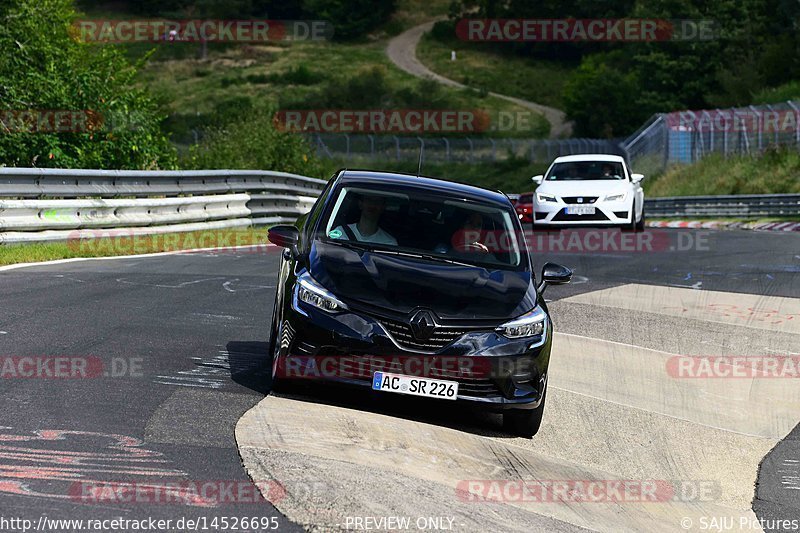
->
<box><xmin>644</xmin><ymin>194</ymin><xmax>800</xmax><ymax>218</ymax></box>
<box><xmin>0</xmin><ymin>168</ymin><xmax>795</xmax><ymax>244</ymax></box>
<box><xmin>0</xmin><ymin>168</ymin><xmax>326</xmax><ymax>243</ymax></box>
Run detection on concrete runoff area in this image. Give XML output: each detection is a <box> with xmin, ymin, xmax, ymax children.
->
<box><xmin>237</xmin><ymin>284</ymin><xmax>800</xmax><ymax>532</ymax></box>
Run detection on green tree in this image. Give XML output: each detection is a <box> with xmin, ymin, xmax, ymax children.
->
<box><xmin>301</xmin><ymin>0</ymin><xmax>396</xmax><ymax>40</ymax></box>
<box><xmin>0</xmin><ymin>0</ymin><xmax>176</xmax><ymax>169</ymax></box>
<box><xmin>562</xmin><ymin>54</ymin><xmax>645</xmax><ymax>138</ymax></box>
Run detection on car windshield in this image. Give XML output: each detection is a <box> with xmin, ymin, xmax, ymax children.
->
<box><xmin>546</xmin><ymin>161</ymin><xmax>625</xmax><ymax>181</ymax></box>
<box><xmin>316</xmin><ymin>184</ymin><xmax>526</xmax><ymax>270</ymax></box>
<box><xmin>518</xmin><ymin>194</ymin><xmax>533</xmax><ymax>203</ymax></box>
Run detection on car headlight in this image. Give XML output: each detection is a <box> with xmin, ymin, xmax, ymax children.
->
<box><xmin>604</xmin><ymin>193</ymin><xmax>627</xmax><ymax>202</ymax></box>
<box><xmin>497</xmin><ymin>306</ymin><xmax>547</xmax><ymax>339</ymax></box>
<box><xmin>295</xmin><ymin>272</ymin><xmax>347</xmax><ymax>313</ymax></box>
<box><xmin>537</xmin><ymin>193</ymin><xmax>558</xmax><ymax>203</ymax></box>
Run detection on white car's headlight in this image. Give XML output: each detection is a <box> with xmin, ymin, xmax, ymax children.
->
<box><xmin>537</xmin><ymin>193</ymin><xmax>558</xmax><ymax>203</ymax></box>
<box><xmin>604</xmin><ymin>193</ymin><xmax>627</xmax><ymax>202</ymax></box>
<box><xmin>497</xmin><ymin>306</ymin><xmax>547</xmax><ymax>339</ymax></box>
<box><xmin>295</xmin><ymin>272</ymin><xmax>347</xmax><ymax>313</ymax></box>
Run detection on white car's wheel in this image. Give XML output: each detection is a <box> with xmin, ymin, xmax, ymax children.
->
<box><xmin>635</xmin><ymin>206</ymin><xmax>646</xmax><ymax>231</ymax></box>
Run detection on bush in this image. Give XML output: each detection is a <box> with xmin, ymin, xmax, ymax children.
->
<box><xmin>267</xmin><ymin>64</ymin><xmax>319</xmax><ymax>85</ymax></box>
<box><xmin>0</xmin><ymin>0</ymin><xmax>176</xmax><ymax>169</ymax></box>
<box><xmin>279</xmin><ymin>66</ymin><xmax>457</xmax><ymax>110</ymax></box>
<box><xmin>753</xmin><ymin>81</ymin><xmax>800</xmax><ymax>105</ymax></box>
<box><xmin>184</xmin><ymin>108</ymin><xmax>326</xmax><ymax>177</ymax></box>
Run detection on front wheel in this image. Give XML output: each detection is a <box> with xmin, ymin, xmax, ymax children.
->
<box><xmin>268</xmin><ymin>294</ymin><xmax>290</xmax><ymax>393</ymax></box>
<box><xmin>503</xmin><ymin>388</ymin><xmax>547</xmax><ymax>438</ymax></box>
<box><xmin>622</xmin><ymin>201</ymin><xmax>639</xmax><ymax>232</ymax></box>
<box><xmin>635</xmin><ymin>206</ymin><xmax>646</xmax><ymax>232</ymax></box>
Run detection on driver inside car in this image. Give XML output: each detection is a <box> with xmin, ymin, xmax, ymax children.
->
<box><xmin>331</xmin><ymin>193</ymin><xmax>398</xmax><ymax>246</ymax></box>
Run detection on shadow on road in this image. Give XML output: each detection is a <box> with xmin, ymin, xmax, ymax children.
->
<box><xmin>224</xmin><ymin>340</ymin><xmax>273</xmax><ymax>395</ymax></box>
<box><xmin>231</xmin><ymin>340</ymin><xmax>523</xmax><ymax>439</ymax></box>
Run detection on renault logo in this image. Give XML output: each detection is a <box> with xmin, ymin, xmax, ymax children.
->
<box><xmin>409</xmin><ymin>310</ymin><xmax>436</xmax><ymax>340</ymax></box>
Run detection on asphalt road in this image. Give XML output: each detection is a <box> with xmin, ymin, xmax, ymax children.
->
<box><xmin>0</xmin><ymin>247</ymin><xmax>297</xmax><ymax>532</ymax></box>
<box><xmin>0</xmin><ymin>228</ymin><xmax>797</xmax><ymax>532</ymax></box>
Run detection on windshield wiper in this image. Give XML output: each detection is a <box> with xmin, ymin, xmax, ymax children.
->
<box><xmin>376</xmin><ymin>249</ymin><xmax>478</xmax><ymax>267</ymax></box>
<box><xmin>324</xmin><ymin>238</ymin><xmax>376</xmax><ymax>253</ymax></box>
<box><xmin>324</xmin><ymin>239</ymin><xmax>488</xmax><ymax>268</ymax></box>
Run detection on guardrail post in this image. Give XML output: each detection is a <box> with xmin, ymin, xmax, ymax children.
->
<box><xmin>466</xmin><ymin>137</ymin><xmax>474</xmax><ymax>162</ymax></box>
<box><xmin>442</xmin><ymin>137</ymin><xmax>450</xmax><ymax>162</ymax></box>
<box><xmin>749</xmin><ymin>105</ymin><xmax>763</xmax><ymax>152</ymax></box>
<box><xmin>393</xmin><ymin>136</ymin><xmax>401</xmax><ymax>161</ymax></box>
<box><xmin>766</xmin><ymin>104</ymin><xmax>778</xmax><ymax>145</ymax></box>
<box><xmin>702</xmin><ymin>110</ymin><xmax>713</xmax><ymax>155</ymax></box>
<box><xmin>722</xmin><ymin>110</ymin><xmax>728</xmax><ymax>156</ymax></box>
<box><xmin>788</xmin><ymin>101</ymin><xmax>800</xmax><ymax>145</ymax></box>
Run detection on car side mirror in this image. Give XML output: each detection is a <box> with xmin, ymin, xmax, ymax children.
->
<box><xmin>631</xmin><ymin>173</ymin><xmax>644</xmax><ymax>184</ymax></box>
<box><xmin>531</xmin><ymin>174</ymin><xmax>544</xmax><ymax>185</ymax></box>
<box><xmin>537</xmin><ymin>262</ymin><xmax>572</xmax><ymax>294</ymax></box>
<box><xmin>268</xmin><ymin>225</ymin><xmax>300</xmax><ymax>257</ymax></box>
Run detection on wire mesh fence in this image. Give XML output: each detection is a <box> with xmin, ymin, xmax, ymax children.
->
<box><xmin>308</xmin><ymin>134</ymin><xmax>624</xmax><ymax>164</ymax></box>
<box><xmin>309</xmin><ymin>100</ymin><xmax>800</xmax><ymax>176</ymax></box>
<box><xmin>621</xmin><ymin>100</ymin><xmax>800</xmax><ymax>175</ymax></box>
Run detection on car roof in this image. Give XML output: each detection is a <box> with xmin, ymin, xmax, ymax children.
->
<box><xmin>551</xmin><ymin>154</ymin><xmax>626</xmax><ymax>163</ymax></box>
<box><xmin>336</xmin><ymin>169</ymin><xmax>511</xmax><ymax>206</ymax></box>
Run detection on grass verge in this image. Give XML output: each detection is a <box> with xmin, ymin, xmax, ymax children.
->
<box><xmin>645</xmin><ymin>149</ymin><xmax>800</xmax><ymax>197</ymax></box>
<box><xmin>416</xmin><ymin>32</ymin><xmax>573</xmax><ymax>110</ymax></box>
<box><xmin>0</xmin><ymin>227</ymin><xmax>272</xmax><ymax>266</ymax></box>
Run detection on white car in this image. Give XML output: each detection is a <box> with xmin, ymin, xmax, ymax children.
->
<box><xmin>531</xmin><ymin>154</ymin><xmax>645</xmax><ymax>231</ymax></box>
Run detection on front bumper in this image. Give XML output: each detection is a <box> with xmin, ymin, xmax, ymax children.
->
<box><xmin>274</xmin><ymin>299</ymin><xmax>551</xmax><ymax>410</ymax></box>
<box><xmin>533</xmin><ymin>199</ymin><xmax>632</xmax><ymax>226</ymax></box>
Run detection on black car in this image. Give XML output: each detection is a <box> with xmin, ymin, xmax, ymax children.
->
<box><xmin>267</xmin><ymin>170</ymin><xmax>572</xmax><ymax>437</ymax></box>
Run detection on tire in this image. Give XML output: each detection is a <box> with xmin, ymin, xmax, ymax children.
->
<box><xmin>268</xmin><ymin>294</ymin><xmax>290</xmax><ymax>393</ymax></box>
<box><xmin>622</xmin><ymin>201</ymin><xmax>638</xmax><ymax>232</ymax></box>
<box><xmin>503</xmin><ymin>387</ymin><xmax>547</xmax><ymax>438</ymax></box>
<box><xmin>635</xmin><ymin>206</ymin><xmax>646</xmax><ymax>232</ymax></box>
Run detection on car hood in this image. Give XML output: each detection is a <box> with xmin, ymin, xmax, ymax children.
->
<box><xmin>537</xmin><ymin>180</ymin><xmax>630</xmax><ymax>197</ymax></box>
<box><xmin>308</xmin><ymin>241</ymin><xmax>535</xmax><ymax>321</ymax></box>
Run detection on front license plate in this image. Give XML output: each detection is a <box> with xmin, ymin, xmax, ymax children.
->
<box><xmin>566</xmin><ymin>206</ymin><xmax>596</xmax><ymax>215</ymax></box>
<box><xmin>372</xmin><ymin>372</ymin><xmax>458</xmax><ymax>400</ymax></box>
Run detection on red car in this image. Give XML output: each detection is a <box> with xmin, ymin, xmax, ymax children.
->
<box><xmin>514</xmin><ymin>192</ymin><xmax>534</xmax><ymax>224</ymax></box>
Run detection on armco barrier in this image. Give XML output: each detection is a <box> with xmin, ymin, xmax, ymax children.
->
<box><xmin>0</xmin><ymin>168</ymin><xmax>326</xmax><ymax>243</ymax></box>
<box><xmin>644</xmin><ymin>194</ymin><xmax>800</xmax><ymax>218</ymax></box>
